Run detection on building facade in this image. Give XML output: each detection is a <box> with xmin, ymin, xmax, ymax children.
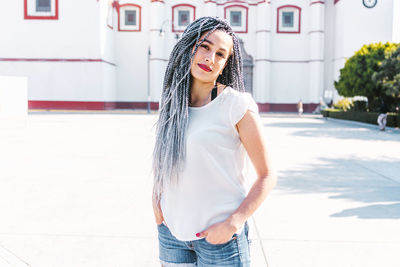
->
<box><xmin>0</xmin><ymin>0</ymin><xmax>399</xmax><ymax>112</ymax></box>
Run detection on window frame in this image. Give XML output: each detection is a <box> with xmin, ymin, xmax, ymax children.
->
<box><xmin>277</xmin><ymin>5</ymin><xmax>301</xmax><ymax>34</ymax></box>
<box><xmin>172</xmin><ymin>4</ymin><xmax>196</xmax><ymax>33</ymax></box>
<box><xmin>224</xmin><ymin>5</ymin><xmax>248</xmax><ymax>33</ymax></box>
<box><xmin>118</xmin><ymin>3</ymin><xmax>141</xmax><ymax>32</ymax></box>
<box><xmin>24</xmin><ymin>0</ymin><xmax>58</xmax><ymax>20</ymax></box>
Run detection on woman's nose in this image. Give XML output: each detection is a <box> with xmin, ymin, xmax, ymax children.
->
<box><xmin>205</xmin><ymin>52</ymin><xmax>215</xmax><ymax>64</ymax></box>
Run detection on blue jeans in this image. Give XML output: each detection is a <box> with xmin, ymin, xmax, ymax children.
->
<box><xmin>157</xmin><ymin>221</ymin><xmax>251</xmax><ymax>266</ymax></box>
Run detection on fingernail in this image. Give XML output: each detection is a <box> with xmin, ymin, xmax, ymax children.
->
<box><xmin>196</xmin><ymin>233</ymin><xmax>200</xmax><ymax>237</ymax></box>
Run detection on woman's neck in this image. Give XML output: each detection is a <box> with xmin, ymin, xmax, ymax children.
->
<box><xmin>190</xmin><ymin>80</ymin><xmax>217</xmax><ymax>107</ymax></box>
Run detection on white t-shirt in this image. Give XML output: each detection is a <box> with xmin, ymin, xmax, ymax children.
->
<box><xmin>160</xmin><ymin>86</ymin><xmax>259</xmax><ymax>241</ymax></box>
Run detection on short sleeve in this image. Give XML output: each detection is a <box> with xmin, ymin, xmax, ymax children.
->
<box><xmin>229</xmin><ymin>92</ymin><xmax>259</xmax><ymax>126</ymax></box>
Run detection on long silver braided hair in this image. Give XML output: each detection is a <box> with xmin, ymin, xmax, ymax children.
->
<box><xmin>152</xmin><ymin>16</ymin><xmax>245</xmax><ymax>201</ymax></box>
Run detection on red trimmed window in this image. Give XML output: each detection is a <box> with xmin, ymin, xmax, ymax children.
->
<box><xmin>24</xmin><ymin>0</ymin><xmax>58</xmax><ymax>20</ymax></box>
<box><xmin>224</xmin><ymin>5</ymin><xmax>248</xmax><ymax>34</ymax></box>
<box><xmin>172</xmin><ymin>4</ymin><xmax>196</xmax><ymax>32</ymax></box>
<box><xmin>118</xmin><ymin>3</ymin><xmax>141</xmax><ymax>32</ymax></box>
<box><xmin>277</xmin><ymin>5</ymin><xmax>301</xmax><ymax>34</ymax></box>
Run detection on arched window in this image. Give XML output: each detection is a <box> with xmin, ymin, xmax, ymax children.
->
<box><xmin>277</xmin><ymin>5</ymin><xmax>301</xmax><ymax>34</ymax></box>
<box><xmin>118</xmin><ymin>3</ymin><xmax>141</xmax><ymax>32</ymax></box>
<box><xmin>224</xmin><ymin>5</ymin><xmax>248</xmax><ymax>33</ymax></box>
<box><xmin>172</xmin><ymin>4</ymin><xmax>196</xmax><ymax>32</ymax></box>
<box><xmin>24</xmin><ymin>0</ymin><xmax>58</xmax><ymax>20</ymax></box>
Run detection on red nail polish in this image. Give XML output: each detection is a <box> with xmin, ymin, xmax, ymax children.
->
<box><xmin>196</xmin><ymin>233</ymin><xmax>200</xmax><ymax>237</ymax></box>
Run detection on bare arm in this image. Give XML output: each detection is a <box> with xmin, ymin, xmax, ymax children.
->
<box><xmin>226</xmin><ymin>110</ymin><xmax>277</xmax><ymax>230</ymax></box>
<box><xmin>197</xmin><ymin>110</ymin><xmax>277</xmax><ymax>243</ymax></box>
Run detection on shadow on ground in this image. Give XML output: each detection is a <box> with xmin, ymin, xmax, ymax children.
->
<box><xmin>264</xmin><ymin>119</ymin><xmax>400</xmax><ymax>141</ymax></box>
<box><xmin>331</xmin><ymin>203</ymin><xmax>400</xmax><ymax>219</ymax></box>
<box><xmin>276</xmin><ymin>157</ymin><xmax>400</xmax><ymax>219</ymax></box>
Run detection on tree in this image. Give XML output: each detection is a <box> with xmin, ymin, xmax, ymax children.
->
<box><xmin>334</xmin><ymin>42</ymin><xmax>397</xmax><ymax>111</ymax></box>
<box><xmin>372</xmin><ymin>44</ymin><xmax>400</xmax><ymax>110</ymax></box>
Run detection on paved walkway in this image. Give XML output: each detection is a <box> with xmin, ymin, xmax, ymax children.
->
<box><xmin>0</xmin><ymin>113</ymin><xmax>399</xmax><ymax>267</ymax></box>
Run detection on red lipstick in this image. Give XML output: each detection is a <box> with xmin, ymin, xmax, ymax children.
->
<box><xmin>198</xmin><ymin>64</ymin><xmax>212</xmax><ymax>72</ymax></box>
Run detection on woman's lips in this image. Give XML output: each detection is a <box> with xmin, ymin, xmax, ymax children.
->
<box><xmin>198</xmin><ymin>64</ymin><xmax>212</xmax><ymax>72</ymax></box>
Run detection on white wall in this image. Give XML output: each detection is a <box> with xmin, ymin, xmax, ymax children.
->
<box><xmin>335</xmin><ymin>0</ymin><xmax>394</xmax><ymax>58</ymax></box>
<box><xmin>115</xmin><ymin>1</ymin><xmax>151</xmax><ymax>101</ymax></box>
<box><xmin>270</xmin><ymin>63</ymin><xmax>309</xmax><ymax>103</ymax></box>
<box><xmin>269</xmin><ymin>0</ymin><xmax>311</xmax><ymax>103</ymax></box>
<box><xmin>331</xmin><ymin>0</ymin><xmax>395</xmax><ymax>101</ymax></box>
<box><xmin>0</xmin><ymin>0</ymin><xmax>115</xmax><ymax>102</ymax></box>
<box><xmin>393</xmin><ymin>0</ymin><xmax>400</xmax><ymax>42</ymax></box>
<box><xmin>254</xmin><ymin>2</ymin><xmax>271</xmax><ymax>103</ymax></box>
<box><xmin>323</xmin><ymin>0</ymin><xmax>335</xmax><ymax>102</ymax></box>
<box><xmin>99</xmin><ymin>0</ymin><xmax>117</xmax><ymax>102</ymax></box>
<box><xmin>1</xmin><ymin>0</ymin><xmax>397</xmax><ymax>107</ymax></box>
<box><xmin>0</xmin><ymin>0</ymin><xmax>101</xmax><ymax>59</ymax></box>
<box><xmin>0</xmin><ymin>61</ymin><xmax>107</xmax><ymax>101</ymax></box>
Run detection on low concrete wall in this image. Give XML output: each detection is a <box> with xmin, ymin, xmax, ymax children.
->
<box><xmin>0</xmin><ymin>76</ymin><xmax>28</xmax><ymax>117</ymax></box>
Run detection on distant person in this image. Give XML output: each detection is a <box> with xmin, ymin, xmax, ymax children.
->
<box><xmin>313</xmin><ymin>99</ymin><xmax>327</xmax><ymax>114</ymax></box>
<box><xmin>328</xmin><ymin>99</ymin><xmax>333</xmax><ymax>108</ymax></box>
<box><xmin>297</xmin><ymin>99</ymin><xmax>303</xmax><ymax>116</ymax></box>
<box><xmin>377</xmin><ymin>100</ymin><xmax>388</xmax><ymax>131</ymax></box>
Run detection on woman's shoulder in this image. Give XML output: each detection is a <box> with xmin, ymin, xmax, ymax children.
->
<box><xmin>220</xmin><ymin>85</ymin><xmax>240</xmax><ymax>96</ymax></box>
<box><xmin>221</xmin><ymin>85</ymin><xmax>253</xmax><ymax>101</ymax></box>
<box><xmin>226</xmin><ymin>87</ymin><xmax>258</xmax><ymax>122</ymax></box>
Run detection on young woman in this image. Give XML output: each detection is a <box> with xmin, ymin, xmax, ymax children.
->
<box><xmin>152</xmin><ymin>16</ymin><xmax>276</xmax><ymax>267</ymax></box>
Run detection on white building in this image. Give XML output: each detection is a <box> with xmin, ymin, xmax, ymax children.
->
<box><xmin>0</xmin><ymin>0</ymin><xmax>398</xmax><ymax>112</ymax></box>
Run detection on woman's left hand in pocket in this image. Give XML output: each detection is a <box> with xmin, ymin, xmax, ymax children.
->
<box><xmin>195</xmin><ymin>220</ymin><xmax>238</xmax><ymax>245</ymax></box>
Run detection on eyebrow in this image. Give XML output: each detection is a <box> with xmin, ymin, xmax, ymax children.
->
<box><xmin>201</xmin><ymin>39</ymin><xmax>228</xmax><ymax>53</ymax></box>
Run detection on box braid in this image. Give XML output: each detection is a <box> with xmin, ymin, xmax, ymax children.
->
<box><xmin>152</xmin><ymin>16</ymin><xmax>245</xmax><ymax>201</ymax></box>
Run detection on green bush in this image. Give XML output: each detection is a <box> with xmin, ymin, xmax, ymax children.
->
<box><xmin>372</xmin><ymin>44</ymin><xmax>400</xmax><ymax>111</ymax></box>
<box><xmin>334</xmin><ymin>42</ymin><xmax>398</xmax><ymax>111</ymax></box>
<box><xmin>352</xmin><ymin>100</ymin><xmax>368</xmax><ymax>111</ymax></box>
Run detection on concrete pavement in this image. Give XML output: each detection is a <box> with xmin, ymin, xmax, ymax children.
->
<box><xmin>0</xmin><ymin>112</ymin><xmax>399</xmax><ymax>267</ymax></box>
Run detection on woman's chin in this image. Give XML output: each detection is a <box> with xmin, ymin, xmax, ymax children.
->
<box><xmin>191</xmin><ymin>72</ymin><xmax>215</xmax><ymax>84</ymax></box>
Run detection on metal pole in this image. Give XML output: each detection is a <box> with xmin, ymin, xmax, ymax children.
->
<box><xmin>147</xmin><ymin>46</ymin><xmax>151</xmax><ymax>114</ymax></box>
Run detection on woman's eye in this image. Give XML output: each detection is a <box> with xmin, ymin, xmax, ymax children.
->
<box><xmin>200</xmin><ymin>44</ymin><xmax>209</xmax><ymax>50</ymax></box>
<box><xmin>217</xmin><ymin>53</ymin><xmax>225</xmax><ymax>58</ymax></box>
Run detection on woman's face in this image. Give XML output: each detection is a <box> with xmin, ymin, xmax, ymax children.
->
<box><xmin>190</xmin><ymin>30</ymin><xmax>233</xmax><ymax>84</ymax></box>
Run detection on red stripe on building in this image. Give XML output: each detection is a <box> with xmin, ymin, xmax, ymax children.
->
<box><xmin>28</xmin><ymin>101</ymin><xmax>160</xmax><ymax>111</ymax></box>
<box><xmin>29</xmin><ymin>101</ymin><xmax>318</xmax><ymax>113</ymax></box>
<box><xmin>257</xmin><ymin>103</ymin><xmax>318</xmax><ymax>113</ymax></box>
